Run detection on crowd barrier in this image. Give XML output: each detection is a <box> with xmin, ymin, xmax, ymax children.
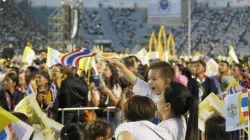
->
<box><xmin>57</xmin><ymin>106</ymin><xmax>117</xmax><ymax>124</ymax></box>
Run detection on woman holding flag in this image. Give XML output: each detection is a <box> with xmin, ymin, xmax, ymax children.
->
<box><xmin>35</xmin><ymin>71</ymin><xmax>58</xmax><ymax>119</ymax></box>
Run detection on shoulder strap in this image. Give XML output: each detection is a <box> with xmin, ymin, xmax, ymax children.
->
<box><xmin>139</xmin><ymin>122</ymin><xmax>165</xmax><ymax>140</ymax></box>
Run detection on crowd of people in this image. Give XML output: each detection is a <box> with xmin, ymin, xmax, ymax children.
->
<box><xmin>0</xmin><ymin>2</ymin><xmax>47</xmax><ymax>49</ymax></box>
<box><xmin>108</xmin><ymin>8</ymin><xmax>137</xmax><ymax>48</ymax></box>
<box><xmin>144</xmin><ymin>8</ymin><xmax>250</xmax><ymax>56</ymax></box>
<box><xmin>83</xmin><ymin>9</ymin><xmax>104</xmax><ymax>35</ymax></box>
<box><xmin>0</xmin><ymin>46</ymin><xmax>249</xmax><ymax>139</ymax></box>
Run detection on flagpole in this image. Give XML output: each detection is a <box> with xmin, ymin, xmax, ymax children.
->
<box><xmin>188</xmin><ymin>0</ymin><xmax>191</xmax><ymax>56</ymax></box>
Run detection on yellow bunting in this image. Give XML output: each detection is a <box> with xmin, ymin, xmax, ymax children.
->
<box><xmin>148</xmin><ymin>31</ymin><xmax>157</xmax><ymax>60</ymax></box>
<box><xmin>166</xmin><ymin>33</ymin><xmax>176</xmax><ymax>56</ymax></box>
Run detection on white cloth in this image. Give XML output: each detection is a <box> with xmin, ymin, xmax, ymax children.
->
<box><xmin>115</xmin><ymin>121</ymin><xmax>174</xmax><ymax>140</ymax></box>
<box><xmin>158</xmin><ymin>116</ymin><xmax>187</xmax><ymax>140</ymax></box>
<box><xmin>132</xmin><ymin>78</ymin><xmax>159</xmax><ymax>104</ymax></box>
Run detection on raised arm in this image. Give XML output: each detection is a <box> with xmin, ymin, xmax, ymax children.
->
<box><xmin>110</xmin><ymin>59</ymin><xmax>137</xmax><ymax>85</ymax></box>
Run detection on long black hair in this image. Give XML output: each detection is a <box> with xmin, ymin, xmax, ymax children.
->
<box><xmin>106</xmin><ymin>64</ymin><xmax>120</xmax><ymax>90</ymax></box>
<box><xmin>205</xmin><ymin>116</ymin><xmax>231</xmax><ymax>140</ymax></box>
<box><xmin>163</xmin><ymin>82</ymin><xmax>198</xmax><ymax>140</ymax></box>
<box><xmin>5</xmin><ymin>72</ymin><xmax>19</xmax><ymax>89</ymax></box>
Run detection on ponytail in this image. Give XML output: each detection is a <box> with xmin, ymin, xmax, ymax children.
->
<box><xmin>185</xmin><ymin>96</ymin><xmax>198</xmax><ymax>140</ymax></box>
<box><xmin>163</xmin><ymin>82</ymin><xmax>199</xmax><ymax>140</ymax></box>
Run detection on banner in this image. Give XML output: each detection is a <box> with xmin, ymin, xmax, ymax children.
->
<box><xmin>22</xmin><ymin>47</ymin><xmax>36</xmax><ymax>65</ymax></box>
<box><xmin>225</xmin><ymin>91</ymin><xmax>249</xmax><ymax>131</ymax></box>
<box><xmin>205</xmin><ymin>58</ymin><xmax>219</xmax><ymax>77</ymax></box>
<box><xmin>198</xmin><ymin>93</ymin><xmax>225</xmax><ymax>131</ymax></box>
<box><xmin>14</xmin><ymin>94</ymin><xmax>53</xmax><ymax>140</ymax></box>
<box><xmin>46</xmin><ymin>117</ymin><xmax>64</xmax><ymax>140</ymax></box>
<box><xmin>0</xmin><ymin>107</ymin><xmax>34</xmax><ymax>140</ymax></box>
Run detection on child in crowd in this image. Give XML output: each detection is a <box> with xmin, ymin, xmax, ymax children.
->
<box><xmin>111</xmin><ymin>59</ymin><xmax>175</xmax><ymax>103</ymax></box>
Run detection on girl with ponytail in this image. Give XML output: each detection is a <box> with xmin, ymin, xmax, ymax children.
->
<box><xmin>157</xmin><ymin>82</ymin><xmax>199</xmax><ymax>140</ymax></box>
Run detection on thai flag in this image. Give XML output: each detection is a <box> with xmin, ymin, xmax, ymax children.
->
<box><xmin>26</xmin><ymin>81</ymin><xmax>37</xmax><ymax>95</ymax></box>
<box><xmin>0</xmin><ymin>124</ymin><xmax>11</xmax><ymax>140</ymax></box>
<box><xmin>229</xmin><ymin>86</ymin><xmax>237</xmax><ymax>94</ymax></box>
<box><xmin>50</xmin><ymin>82</ymin><xmax>57</xmax><ymax>103</ymax></box>
<box><xmin>241</xmin><ymin>88</ymin><xmax>249</xmax><ymax>117</ymax></box>
<box><xmin>61</xmin><ymin>47</ymin><xmax>96</xmax><ymax>67</ymax></box>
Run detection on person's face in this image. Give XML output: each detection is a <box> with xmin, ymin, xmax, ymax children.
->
<box><xmin>157</xmin><ymin>92</ymin><xmax>171</xmax><ymax>117</ymax></box>
<box><xmin>103</xmin><ymin>66</ymin><xmax>112</xmax><ymax>79</ymax></box>
<box><xmin>195</xmin><ymin>63</ymin><xmax>205</xmax><ymax>75</ymax></box>
<box><xmin>218</xmin><ymin>62</ymin><xmax>229</xmax><ymax>74</ymax></box>
<box><xmin>19</xmin><ymin>73</ymin><xmax>25</xmax><ymax>87</ymax></box>
<box><xmin>25</xmin><ymin>69</ymin><xmax>31</xmax><ymax>83</ymax></box>
<box><xmin>148</xmin><ymin>69</ymin><xmax>168</xmax><ymax>94</ymax></box>
<box><xmin>3</xmin><ymin>76</ymin><xmax>16</xmax><ymax>90</ymax></box>
<box><xmin>64</xmin><ymin>66</ymin><xmax>73</xmax><ymax>75</ymax></box>
<box><xmin>40</xmin><ymin>52</ymin><xmax>47</xmax><ymax>59</ymax></box>
<box><xmin>132</xmin><ymin>57</ymin><xmax>139</xmax><ymax>70</ymax></box>
<box><xmin>97</xmin><ymin>61</ymin><xmax>107</xmax><ymax>74</ymax></box>
<box><xmin>188</xmin><ymin>63</ymin><xmax>195</xmax><ymax>74</ymax></box>
<box><xmin>231</xmin><ymin>66</ymin><xmax>241</xmax><ymax>79</ymax></box>
<box><xmin>35</xmin><ymin>75</ymin><xmax>48</xmax><ymax>86</ymax></box>
<box><xmin>51</xmin><ymin>66</ymin><xmax>63</xmax><ymax>81</ymax></box>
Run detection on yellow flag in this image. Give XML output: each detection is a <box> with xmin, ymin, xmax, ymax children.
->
<box><xmin>0</xmin><ymin>107</ymin><xmax>19</xmax><ymax>131</ymax></box>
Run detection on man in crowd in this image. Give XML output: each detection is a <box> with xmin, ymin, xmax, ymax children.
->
<box><xmin>195</xmin><ymin>59</ymin><xmax>217</xmax><ymax>100</ymax></box>
<box><xmin>57</xmin><ymin>66</ymin><xmax>89</xmax><ymax>124</ymax></box>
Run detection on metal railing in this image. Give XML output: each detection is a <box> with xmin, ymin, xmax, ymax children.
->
<box><xmin>57</xmin><ymin>106</ymin><xmax>117</xmax><ymax>124</ymax></box>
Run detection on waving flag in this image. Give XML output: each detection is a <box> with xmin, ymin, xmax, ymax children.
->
<box><xmin>241</xmin><ymin>88</ymin><xmax>249</xmax><ymax>117</ymax></box>
<box><xmin>61</xmin><ymin>47</ymin><xmax>96</xmax><ymax>67</ymax></box>
<box><xmin>26</xmin><ymin>81</ymin><xmax>37</xmax><ymax>95</ymax></box>
<box><xmin>225</xmin><ymin>91</ymin><xmax>249</xmax><ymax>131</ymax></box>
<box><xmin>50</xmin><ymin>82</ymin><xmax>57</xmax><ymax>103</ymax></box>
<box><xmin>22</xmin><ymin>47</ymin><xmax>36</xmax><ymax>65</ymax></box>
<box><xmin>46</xmin><ymin>47</ymin><xmax>61</xmax><ymax>67</ymax></box>
<box><xmin>228</xmin><ymin>45</ymin><xmax>239</xmax><ymax>64</ymax></box>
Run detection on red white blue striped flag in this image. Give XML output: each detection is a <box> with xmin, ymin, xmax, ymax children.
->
<box><xmin>61</xmin><ymin>47</ymin><xmax>96</xmax><ymax>67</ymax></box>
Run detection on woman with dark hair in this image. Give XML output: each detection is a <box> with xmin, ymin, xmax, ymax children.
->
<box><xmin>0</xmin><ymin>72</ymin><xmax>24</xmax><ymax>111</ymax></box>
<box><xmin>115</xmin><ymin>95</ymin><xmax>173</xmax><ymax>140</ymax></box>
<box><xmin>202</xmin><ymin>116</ymin><xmax>232</xmax><ymax>140</ymax></box>
<box><xmin>60</xmin><ymin>123</ymin><xmax>88</xmax><ymax>140</ymax></box>
<box><xmin>182</xmin><ymin>67</ymin><xmax>199</xmax><ymax>98</ymax></box>
<box><xmin>85</xmin><ymin>120</ymin><xmax>113</xmax><ymax>140</ymax></box>
<box><xmin>157</xmin><ymin>82</ymin><xmax>198</xmax><ymax>140</ymax></box>
<box><xmin>92</xmin><ymin>64</ymin><xmax>122</xmax><ymax>129</ymax></box>
<box><xmin>35</xmin><ymin>71</ymin><xmax>56</xmax><ymax>118</ymax></box>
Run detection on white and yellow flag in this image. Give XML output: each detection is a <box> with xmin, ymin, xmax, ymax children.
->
<box><xmin>228</xmin><ymin>45</ymin><xmax>239</xmax><ymax>64</ymax></box>
<box><xmin>46</xmin><ymin>47</ymin><xmax>61</xmax><ymax>67</ymax></box>
<box><xmin>22</xmin><ymin>47</ymin><xmax>36</xmax><ymax>65</ymax></box>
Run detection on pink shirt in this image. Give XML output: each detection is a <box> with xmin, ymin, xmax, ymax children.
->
<box><xmin>174</xmin><ymin>72</ymin><xmax>188</xmax><ymax>87</ymax></box>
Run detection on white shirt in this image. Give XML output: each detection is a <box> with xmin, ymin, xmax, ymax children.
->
<box><xmin>158</xmin><ymin>116</ymin><xmax>187</xmax><ymax>140</ymax></box>
<box><xmin>115</xmin><ymin>121</ymin><xmax>174</xmax><ymax>140</ymax></box>
<box><xmin>132</xmin><ymin>78</ymin><xmax>159</xmax><ymax>104</ymax></box>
